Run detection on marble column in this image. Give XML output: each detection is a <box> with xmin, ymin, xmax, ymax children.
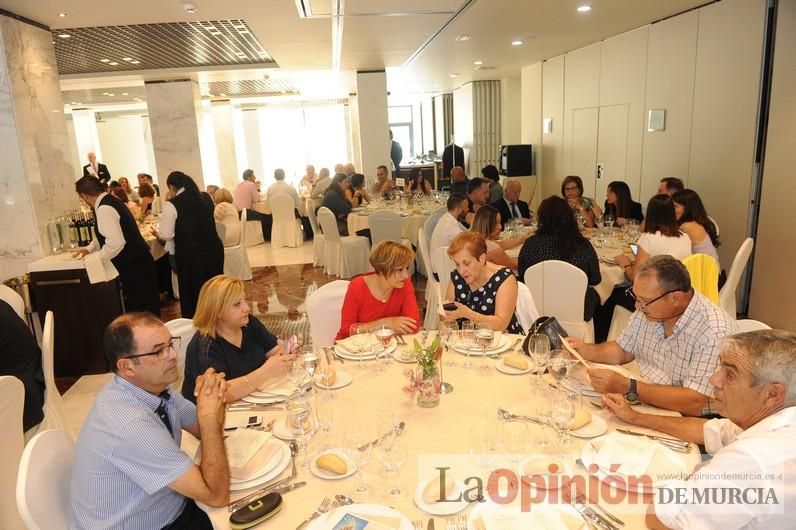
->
<box><xmin>347</xmin><ymin>95</ymin><xmax>362</xmax><ymax>170</ymax></box>
<box><xmin>211</xmin><ymin>100</ymin><xmax>238</xmax><ymax>190</ymax></box>
<box><xmin>144</xmin><ymin>80</ymin><xmax>205</xmax><ymax>190</ymax></box>
<box><xmin>0</xmin><ymin>14</ymin><xmax>78</xmax><ymax>281</ymax></box>
<box><xmin>354</xmin><ymin>71</ymin><xmax>390</xmax><ymax>176</ymax></box>
<box><xmin>71</xmin><ymin>108</ymin><xmax>103</xmax><ymax>165</ymax></box>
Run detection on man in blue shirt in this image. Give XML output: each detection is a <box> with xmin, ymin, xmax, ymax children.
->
<box><xmin>70</xmin><ymin>312</ymin><xmax>230</xmax><ymax>530</ymax></box>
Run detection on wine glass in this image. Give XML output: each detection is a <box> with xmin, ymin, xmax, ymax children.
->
<box><xmin>300</xmin><ymin>345</ymin><xmax>320</xmax><ymax>381</ymax></box>
<box><xmin>440</xmin><ymin>320</ymin><xmax>459</xmax><ymax>369</ymax></box>
<box><xmin>548</xmin><ymin>350</ymin><xmax>569</xmax><ymax>390</ymax></box>
<box><xmin>376</xmin><ymin>434</ymin><xmax>408</xmax><ymax>501</ymax></box>
<box><xmin>604</xmin><ymin>212</ymin><xmax>615</xmax><ymax>230</ymax></box>
<box><xmin>469</xmin><ymin>423</ymin><xmax>499</xmax><ymax>471</ymax></box>
<box><xmin>474</xmin><ymin>324</ymin><xmax>494</xmax><ymax>372</ymax></box>
<box><xmin>528</xmin><ymin>334</ymin><xmax>551</xmax><ymax>387</ymax></box>
<box><xmin>344</xmin><ymin>425</ymin><xmax>374</xmax><ymax>500</ymax></box>
<box><xmin>374</xmin><ymin>324</ymin><xmax>394</xmax><ymax>372</ymax></box>
<box><xmin>315</xmin><ymin>390</ymin><xmax>334</xmax><ymax>449</ymax></box>
<box><xmin>349</xmin><ymin>324</ymin><xmax>371</xmax><ymax>371</ymax></box>
<box><xmin>500</xmin><ymin>420</ymin><xmax>530</xmax><ymax>465</ymax></box>
<box><xmin>375</xmin><ymin>410</ymin><xmax>396</xmax><ymax>447</ymax></box>
<box><xmin>286</xmin><ymin>394</ymin><xmax>314</xmax><ymax>469</ymax></box>
<box><xmin>460</xmin><ymin>320</ymin><xmax>475</xmax><ymax>369</ymax></box>
<box><xmin>550</xmin><ymin>393</ymin><xmax>576</xmax><ymax>449</ymax></box>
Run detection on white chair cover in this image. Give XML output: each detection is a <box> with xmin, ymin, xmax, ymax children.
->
<box><xmin>40</xmin><ymin>311</ymin><xmax>71</xmax><ymax>436</ymax></box>
<box><xmin>523</xmin><ymin>260</ymin><xmax>594</xmax><ymax>341</ymax></box>
<box><xmin>368</xmin><ymin>210</ymin><xmax>415</xmax><ymax>275</ymax></box>
<box><xmin>244</xmin><ymin>217</ymin><xmax>264</xmax><ymax>246</ymax></box>
<box><xmin>16</xmin><ymin>429</ymin><xmax>74</xmax><ymax>530</ymax></box>
<box><xmin>306</xmin><ymin>280</ymin><xmax>350</xmax><ymax>347</ymax></box>
<box><xmin>215</xmin><ymin>221</ymin><xmax>227</xmax><ymax>244</ymax></box>
<box><xmin>418</xmin><ymin>211</ymin><xmax>445</xmax><ymax>279</ymax></box>
<box><xmin>0</xmin><ymin>285</ymin><xmax>25</xmax><ymax>320</ymax></box>
<box><xmin>708</xmin><ymin>215</ymin><xmax>720</xmax><ymax>237</ymax></box>
<box><xmin>165</xmin><ymin>318</ymin><xmax>196</xmax><ymax>392</ymax></box>
<box><xmin>316</xmin><ymin>207</ymin><xmax>370</xmax><ymax>279</ymax></box>
<box><xmin>269</xmin><ymin>196</ymin><xmax>304</xmax><ymax>248</ymax></box>
<box><xmin>0</xmin><ymin>376</ymin><xmax>25</xmax><ymax>530</ymax></box>
<box><xmin>417</xmin><ymin>227</ymin><xmax>440</xmax><ymax>329</ymax></box>
<box><xmin>719</xmin><ymin>237</ymin><xmax>754</xmax><ymax>317</ymax></box>
<box><xmin>515</xmin><ymin>282</ymin><xmax>541</xmax><ymax>334</ymax></box>
<box><xmin>306</xmin><ymin>204</ymin><xmax>325</xmax><ymax>267</ymax></box>
<box><xmin>224</xmin><ymin>208</ymin><xmax>253</xmax><ymax>281</ymax></box>
<box><xmin>735</xmin><ymin>319</ymin><xmax>771</xmax><ymax>332</ymax></box>
<box><xmin>430</xmin><ymin>246</ymin><xmax>455</xmax><ymax>293</ymax></box>
<box><xmin>607</xmin><ymin>306</ymin><xmax>634</xmax><ymax>342</ymax></box>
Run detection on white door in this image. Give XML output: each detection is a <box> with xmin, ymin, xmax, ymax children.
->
<box><xmin>595</xmin><ymin>104</ymin><xmax>629</xmax><ymax>202</ymax></box>
<box><xmin>569</xmin><ymin>107</ymin><xmax>599</xmax><ymax>196</ymax></box>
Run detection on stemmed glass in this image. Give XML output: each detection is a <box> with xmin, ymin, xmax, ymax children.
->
<box><xmin>550</xmin><ymin>393</ymin><xmax>576</xmax><ymax>448</ymax></box>
<box><xmin>300</xmin><ymin>345</ymin><xmax>320</xmax><ymax>383</ymax></box>
<box><xmin>286</xmin><ymin>394</ymin><xmax>314</xmax><ymax>469</ymax></box>
<box><xmin>376</xmin><ymin>433</ymin><xmax>408</xmax><ymax>501</ymax></box>
<box><xmin>474</xmin><ymin>324</ymin><xmax>495</xmax><ymax>372</ymax></box>
<box><xmin>314</xmin><ymin>390</ymin><xmax>334</xmax><ymax>450</ymax></box>
<box><xmin>548</xmin><ymin>349</ymin><xmax>570</xmax><ymax>392</ymax></box>
<box><xmin>469</xmin><ymin>423</ymin><xmax>499</xmax><ymax>472</ymax></box>
<box><xmin>460</xmin><ymin>320</ymin><xmax>475</xmax><ymax>369</ymax></box>
<box><xmin>374</xmin><ymin>324</ymin><xmax>394</xmax><ymax>373</ymax></box>
<box><xmin>500</xmin><ymin>420</ymin><xmax>530</xmax><ymax>465</ymax></box>
<box><xmin>528</xmin><ymin>334</ymin><xmax>551</xmax><ymax>387</ymax></box>
<box><xmin>438</xmin><ymin>321</ymin><xmax>457</xmax><ymax>392</ymax></box>
<box><xmin>604</xmin><ymin>212</ymin><xmax>615</xmax><ymax>230</ymax></box>
<box><xmin>349</xmin><ymin>324</ymin><xmax>371</xmax><ymax>371</ymax></box>
<box><xmin>344</xmin><ymin>425</ymin><xmax>374</xmax><ymax>501</ymax></box>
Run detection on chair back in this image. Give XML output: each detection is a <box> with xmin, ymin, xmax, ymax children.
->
<box><xmin>215</xmin><ymin>221</ymin><xmax>227</xmax><ymax>245</ymax></box>
<box><xmin>317</xmin><ymin>207</ymin><xmax>341</xmax><ymax>243</ymax></box>
<box><xmin>431</xmin><ymin>246</ymin><xmax>454</xmax><ymax>289</ymax></box>
<box><xmin>368</xmin><ymin>210</ymin><xmax>402</xmax><ymax>246</ymax></box>
<box><xmin>708</xmin><ymin>215</ymin><xmax>720</xmax><ymax>237</ymax></box>
<box><xmin>307</xmin><ymin>203</ymin><xmax>322</xmax><ymax>235</ymax></box>
<box><xmin>423</xmin><ymin>207</ymin><xmax>446</xmax><ymax>243</ymax></box>
<box><xmin>165</xmin><ymin>318</ymin><xmax>196</xmax><ymax>392</ymax></box>
<box><xmin>269</xmin><ymin>196</ymin><xmax>302</xmax><ymax>248</ymax></box>
<box><xmin>16</xmin><ymin>429</ymin><xmax>74</xmax><ymax>530</ymax></box>
<box><xmin>719</xmin><ymin>237</ymin><xmax>754</xmax><ymax>317</ymax></box>
<box><xmin>682</xmin><ymin>253</ymin><xmax>719</xmax><ymax>304</ymax></box>
<box><xmin>515</xmin><ymin>282</ymin><xmax>541</xmax><ymax>334</ymax></box>
<box><xmin>417</xmin><ymin>225</ymin><xmax>434</xmax><ymax>279</ymax></box>
<box><xmin>41</xmin><ymin>311</ymin><xmax>70</xmax><ymax>434</ymax></box>
<box><xmin>0</xmin><ymin>285</ymin><xmax>25</xmax><ymax>320</ymax></box>
<box><xmin>306</xmin><ymin>280</ymin><xmax>350</xmax><ymax>347</ymax></box>
<box><xmin>0</xmin><ymin>376</ymin><xmax>25</xmax><ymax>530</ymax></box>
<box><xmin>523</xmin><ymin>261</ymin><xmax>588</xmax><ymax>323</ymax></box>
<box><xmin>239</xmin><ymin>208</ymin><xmax>249</xmax><ymax>248</ymax></box>
<box><xmin>735</xmin><ymin>319</ymin><xmax>771</xmax><ymax>332</ymax></box>
<box><xmin>418</xmin><ymin>228</ymin><xmax>440</xmax><ymax>329</ymax></box>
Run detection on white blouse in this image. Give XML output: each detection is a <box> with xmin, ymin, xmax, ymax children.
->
<box><xmin>637</xmin><ymin>231</ymin><xmax>692</xmax><ymax>261</ymax></box>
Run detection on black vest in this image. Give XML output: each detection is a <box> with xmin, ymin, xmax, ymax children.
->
<box><xmin>169</xmin><ymin>191</ymin><xmax>221</xmax><ymax>254</ymax></box>
<box><xmin>94</xmin><ymin>194</ymin><xmax>151</xmax><ymax>268</ymax></box>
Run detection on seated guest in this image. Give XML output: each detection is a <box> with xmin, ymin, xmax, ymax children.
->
<box><xmin>70</xmin><ymin>313</ymin><xmax>229</xmax><ymax>529</ymax></box>
<box><xmin>466</xmin><ymin>177</ymin><xmax>490</xmax><ymax>216</ymax></box>
<box><xmin>300</xmin><ymin>164</ymin><xmax>316</xmax><ymax>191</ymax></box>
<box><xmin>430</xmin><ymin>193</ymin><xmax>469</xmax><ymax>272</ymax></box>
<box><xmin>322</xmin><ymin>173</ymin><xmax>354</xmax><ymax>235</ymax></box>
<box><xmin>0</xmin><ymin>300</ymin><xmax>44</xmax><ymax>433</ymax></box>
<box><xmin>562</xmin><ymin>175</ymin><xmax>602</xmax><ymax>227</ymax></box>
<box><xmin>213</xmin><ymin>188</ymin><xmax>240</xmax><ymax>246</ymax></box>
<box><xmin>470</xmin><ymin>205</ymin><xmax>523</xmax><ymax>271</ymax></box>
<box><xmin>233</xmin><ymin>169</ymin><xmax>270</xmax><ymax>239</ymax></box>
<box><xmin>182</xmin><ymin>275</ymin><xmax>295</xmax><ymax>403</ymax></box>
<box><xmin>603</xmin><ymin>180</ymin><xmax>643</xmax><ymax>226</ymax></box>
<box><xmin>518</xmin><ymin>196</ymin><xmax>601</xmax><ymax>321</ymax></box>
<box><xmin>336</xmin><ymin>241</ymin><xmax>420</xmax><ymax>339</ymax></box>
<box><xmin>448</xmin><ymin>166</ymin><xmax>469</xmax><ymax>196</ymax></box>
<box><xmin>491</xmin><ymin>178</ymin><xmax>532</xmax><ymax>226</ymax></box>
<box><xmin>371</xmin><ymin>165</ymin><xmax>394</xmax><ymax>197</ymax></box>
<box><xmin>138</xmin><ymin>172</ymin><xmax>160</xmax><ymax>196</ymax></box>
<box><xmin>673</xmin><ymin>189</ymin><xmax>720</xmax><ymax>265</ymax></box>
<box><xmin>205</xmin><ymin>184</ymin><xmax>219</xmax><ymax>203</ymax></box>
<box><xmin>109</xmin><ymin>186</ymin><xmax>137</xmax><ymax>212</ymax></box>
<box><xmin>310</xmin><ymin>167</ymin><xmax>332</xmax><ymax>200</ymax></box>
<box><xmin>568</xmin><ymin>255</ymin><xmax>736</xmax><ymax>416</ymax></box>
<box><xmin>347</xmin><ymin>173</ymin><xmax>370</xmax><ymax>207</ymax></box>
<box><xmin>138</xmin><ymin>182</ymin><xmax>156</xmax><ymax>215</ymax></box>
<box><xmin>600</xmin><ymin>330</ymin><xmax>796</xmax><ymax>530</ymax></box>
<box><xmin>658</xmin><ymin>176</ymin><xmax>684</xmax><ymax>196</ymax></box>
<box><xmin>441</xmin><ymin>232</ymin><xmax>523</xmax><ymax>334</ymax></box>
<box><xmin>482</xmin><ymin>164</ymin><xmax>503</xmax><ymax>204</ymax></box>
<box><xmin>405</xmin><ymin>168</ymin><xmax>432</xmax><ymax>195</ymax></box>
<box><xmin>119</xmin><ymin>177</ymin><xmax>140</xmax><ymax>203</ymax></box>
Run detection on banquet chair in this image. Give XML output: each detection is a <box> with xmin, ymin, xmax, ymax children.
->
<box><xmin>306</xmin><ymin>280</ymin><xmax>350</xmax><ymax>347</ymax></box>
<box><xmin>316</xmin><ymin>207</ymin><xmax>370</xmax><ymax>279</ymax></box>
<box><xmin>0</xmin><ymin>284</ymin><xmax>25</xmax><ymax>320</ymax></box>
<box><xmin>223</xmin><ymin>208</ymin><xmax>253</xmax><ymax>281</ymax></box>
<box><xmin>369</xmin><ymin>210</ymin><xmax>415</xmax><ymax>275</ymax></box>
<box><xmin>16</xmin><ymin>429</ymin><xmax>74</xmax><ymax>530</ymax></box>
<box><xmin>735</xmin><ymin>319</ymin><xmax>771</xmax><ymax>332</ymax></box>
<box><xmin>417</xmin><ymin>207</ymin><xmax>446</xmax><ymax>279</ymax></box>
<box><xmin>708</xmin><ymin>215</ymin><xmax>720</xmax><ymax>237</ymax></box>
<box><xmin>607</xmin><ymin>306</ymin><xmax>634</xmax><ymax>342</ymax></box>
<box><xmin>430</xmin><ymin>246</ymin><xmax>454</xmax><ymax>290</ymax></box>
<box><xmin>719</xmin><ymin>238</ymin><xmax>754</xmax><ymax>317</ymax></box>
<box><xmin>306</xmin><ymin>204</ymin><xmax>325</xmax><ymax>267</ymax></box>
<box><xmin>269</xmin><ymin>196</ymin><xmax>304</xmax><ymax>249</ymax></box>
<box><xmin>417</xmin><ymin>227</ymin><xmax>440</xmax><ymax>330</ymax></box>
<box><xmin>682</xmin><ymin>253</ymin><xmax>719</xmax><ymax>304</ymax></box>
<box><xmin>523</xmin><ymin>261</ymin><xmax>594</xmax><ymax>341</ymax></box>
<box><xmin>0</xmin><ymin>376</ymin><xmax>25</xmax><ymax>530</ymax></box>
<box><xmin>515</xmin><ymin>282</ymin><xmax>541</xmax><ymax>333</ymax></box>
<box><xmin>165</xmin><ymin>318</ymin><xmax>196</xmax><ymax>392</ymax></box>
<box><xmin>214</xmin><ymin>220</ymin><xmax>227</xmax><ymax>246</ymax></box>
<box><xmin>40</xmin><ymin>311</ymin><xmax>71</xmax><ymax>436</ymax></box>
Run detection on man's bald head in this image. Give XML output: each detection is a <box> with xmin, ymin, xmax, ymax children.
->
<box><xmin>450</xmin><ymin>166</ymin><xmax>465</xmax><ymax>182</ymax></box>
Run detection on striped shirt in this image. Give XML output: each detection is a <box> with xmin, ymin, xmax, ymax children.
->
<box><xmin>618</xmin><ymin>291</ymin><xmax>737</xmax><ymax>400</ymax></box>
<box><xmin>70</xmin><ymin>376</ymin><xmax>197</xmax><ymax>530</ymax></box>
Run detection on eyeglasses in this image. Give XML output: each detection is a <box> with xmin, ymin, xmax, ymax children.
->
<box><xmin>123</xmin><ymin>336</ymin><xmax>181</xmax><ymax>361</ymax></box>
<box><xmin>625</xmin><ymin>287</ymin><xmax>681</xmax><ymax>311</ymax></box>
<box><xmin>564</xmin><ymin>186</ymin><xmax>580</xmax><ymax>192</ymax></box>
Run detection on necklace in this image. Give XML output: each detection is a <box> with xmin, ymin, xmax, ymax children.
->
<box><xmin>369</xmin><ymin>277</ymin><xmax>393</xmax><ymax>303</ymax></box>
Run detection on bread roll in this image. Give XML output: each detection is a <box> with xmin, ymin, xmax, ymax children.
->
<box><xmin>523</xmin><ymin>458</ymin><xmax>565</xmax><ymax>476</ymax></box>
<box><xmin>422</xmin><ymin>474</ymin><xmax>455</xmax><ymax>503</ymax></box>
<box><xmin>503</xmin><ymin>353</ymin><xmax>529</xmax><ymax>370</ymax></box>
<box><xmin>316</xmin><ymin>453</ymin><xmax>347</xmax><ymax>475</ymax></box>
<box><xmin>570</xmin><ymin>408</ymin><xmax>592</xmax><ymax>430</ymax></box>
<box><xmin>319</xmin><ymin>367</ymin><xmax>336</xmax><ymax>385</ymax></box>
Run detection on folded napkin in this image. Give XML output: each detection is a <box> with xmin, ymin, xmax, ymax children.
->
<box><xmin>83</xmin><ymin>252</ymin><xmax>119</xmax><ymax>284</ymax></box>
<box><xmin>594</xmin><ymin>434</ymin><xmax>658</xmax><ymax>477</ymax></box>
<box><xmin>197</xmin><ymin>429</ymin><xmax>279</xmax><ymax>480</ymax></box>
<box><xmin>336</xmin><ymin>334</ymin><xmax>372</xmax><ymax>355</ymax></box>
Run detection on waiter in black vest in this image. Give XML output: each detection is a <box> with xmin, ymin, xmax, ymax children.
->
<box><xmin>73</xmin><ymin>176</ymin><xmax>160</xmax><ymax>315</ymax></box>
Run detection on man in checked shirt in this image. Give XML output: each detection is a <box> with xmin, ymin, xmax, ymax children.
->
<box><xmin>567</xmin><ymin>255</ymin><xmax>737</xmax><ymax>416</ymax></box>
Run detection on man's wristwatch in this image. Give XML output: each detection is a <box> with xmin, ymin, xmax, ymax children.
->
<box><xmin>625</xmin><ymin>378</ymin><xmax>639</xmax><ymax>403</ymax></box>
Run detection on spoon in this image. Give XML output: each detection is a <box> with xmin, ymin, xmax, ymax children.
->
<box><xmin>497</xmin><ymin>407</ymin><xmax>545</xmax><ymax>425</ymax></box>
<box><xmin>289</xmin><ymin>440</ymin><xmax>299</xmax><ymax>478</ymax></box>
<box><xmin>335</xmin><ymin>494</ymin><xmax>355</xmax><ymax>506</ymax></box>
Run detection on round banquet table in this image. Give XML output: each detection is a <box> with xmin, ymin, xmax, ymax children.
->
<box><xmin>347</xmin><ymin>208</ymin><xmax>430</xmax><ymax>247</ymax></box>
<box><xmin>184</xmin><ymin>332</ymin><xmax>700</xmax><ymax>530</ymax></box>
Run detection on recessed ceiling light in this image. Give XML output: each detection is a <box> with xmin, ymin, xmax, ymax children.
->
<box><xmin>184</xmin><ymin>3</ymin><xmax>197</xmax><ymax>14</ymax></box>
<box><xmin>102</xmin><ymin>92</ymin><xmax>109</xmax><ymax>95</ymax></box>
<box><xmin>449</xmin><ymin>73</ymin><xmax>459</xmax><ymax>78</ymax></box>
<box><xmin>220</xmin><ymin>93</ymin><xmax>227</xmax><ymax>97</ymax></box>
<box><xmin>108</xmin><ymin>93</ymin><xmax>115</xmax><ymax>96</ymax></box>
<box><xmin>57</xmin><ymin>12</ymin><xmax>67</xmax><ymax>17</ymax></box>
<box><xmin>454</xmin><ymin>34</ymin><xmax>471</xmax><ymax>42</ymax></box>
<box><xmin>100</xmin><ymin>59</ymin><xmax>110</xmax><ymax>63</ymax></box>
<box><xmin>70</xmin><ymin>101</ymin><xmax>78</xmax><ymax>105</ymax></box>
<box><xmin>122</xmin><ymin>57</ymin><xmax>133</xmax><ymax>61</ymax></box>
<box><xmin>57</xmin><ymin>33</ymin><xmax>70</xmax><ymax>38</ymax></box>
<box><xmin>577</xmin><ymin>5</ymin><xmax>592</xmax><ymax>13</ymax></box>
<box><xmin>473</xmin><ymin>60</ymin><xmax>483</xmax><ymax>66</ymax></box>
<box><xmin>130</xmin><ymin>60</ymin><xmax>140</xmax><ymax>64</ymax></box>
<box><xmin>511</xmin><ymin>40</ymin><xmax>523</xmax><ymax>46</ymax></box>
<box><xmin>121</xmin><ymin>92</ymin><xmax>128</xmax><ymax>96</ymax></box>
<box><xmin>108</xmin><ymin>62</ymin><xmax>119</xmax><ymax>66</ymax></box>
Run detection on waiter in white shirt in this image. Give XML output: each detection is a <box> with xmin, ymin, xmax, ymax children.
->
<box><xmin>73</xmin><ymin>176</ymin><xmax>160</xmax><ymax>315</ymax></box>
<box><xmin>82</xmin><ymin>152</ymin><xmax>112</xmax><ymax>185</ymax></box>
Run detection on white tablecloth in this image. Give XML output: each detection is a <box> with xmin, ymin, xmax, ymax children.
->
<box><xmin>347</xmin><ymin>210</ymin><xmax>430</xmax><ymax>247</ymax></box>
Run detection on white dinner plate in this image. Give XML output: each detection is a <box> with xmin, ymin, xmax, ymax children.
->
<box><xmin>272</xmin><ymin>417</ymin><xmax>318</xmax><ymax>441</ymax></box>
<box><xmin>241</xmin><ymin>383</ymin><xmax>299</xmax><ymax>404</ymax></box>
<box><xmin>229</xmin><ymin>440</ymin><xmax>291</xmax><ymax>491</ymax></box>
<box><xmin>413</xmin><ymin>477</ymin><xmax>469</xmax><ymax>516</ymax></box>
<box><xmin>391</xmin><ymin>349</ymin><xmax>417</xmax><ymax>363</ymax></box>
<box><xmin>309</xmin><ymin>448</ymin><xmax>357</xmax><ymax>480</ymax></box>
<box><xmin>495</xmin><ymin>358</ymin><xmax>533</xmax><ymax>375</ymax></box>
<box><xmin>313</xmin><ymin>369</ymin><xmax>353</xmax><ymax>390</ymax></box>
<box><xmin>307</xmin><ymin>503</ymin><xmax>413</xmax><ymax>530</ymax></box>
<box><xmin>335</xmin><ymin>342</ymin><xmax>396</xmax><ymax>361</ymax></box>
<box><xmin>452</xmin><ymin>334</ymin><xmax>511</xmax><ymax>356</ymax></box>
<box><xmin>570</xmin><ymin>414</ymin><xmax>608</xmax><ymax>439</ymax></box>
<box><xmin>468</xmin><ymin>499</ymin><xmax>587</xmax><ymax>530</ymax></box>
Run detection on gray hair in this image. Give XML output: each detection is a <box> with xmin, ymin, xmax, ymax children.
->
<box><xmin>636</xmin><ymin>255</ymin><xmax>691</xmax><ymax>292</ymax></box>
<box><xmin>274</xmin><ymin>168</ymin><xmax>285</xmax><ymax>180</ymax></box>
<box><xmin>242</xmin><ymin>169</ymin><xmax>255</xmax><ymax>181</ymax></box>
<box><xmin>504</xmin><ymin>179</ymin><xmax>521</xmax><ymax>192</ymax></box>
<box><xmin>722</xmin><ymin>330</ymin><xmax>796</xmax><ymax>407</ymax></box>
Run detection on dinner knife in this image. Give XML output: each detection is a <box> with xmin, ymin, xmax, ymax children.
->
<box><xmin>272</xmin><ymin>481</ymin><xmax>306</xmax><ymax>495</ymax></box>
<box><xmin>358</xmin><ymin>421</ymin><xmax>406</xmax><ymax>451</ymax></box>
<box><xmin>229</xmin><ymin>477</ymin><xmax>295</xmax><ymax>512</ymax></box>
<box><xmin>615</xmin><ymin>429</ymin><xmax>690</xmax><ymax>447</ymax></box>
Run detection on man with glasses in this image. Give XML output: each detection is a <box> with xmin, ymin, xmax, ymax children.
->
<box><xmin>71</xmin><ymin>313</ymin><xmax>229</xmax><ymax>530</ymax></box>
<box><xmin>567</xmin><ymin>255</ymin><xmax>736</xmax><ymax>416</ymax></box>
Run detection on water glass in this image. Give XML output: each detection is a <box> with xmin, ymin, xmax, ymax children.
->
<box><xmin>474</xmin><ymin>324</ymin><xmax>495</xmax><ymax>372</ymax></box>
<box><xmin>349</xmin><ymin>324</ymin><xmax>371</xmax><ymax>371</ymax></box>
<box><xmin>344</xmin><ymin>425</ymin><xmax>374</xmax><ymax>500</ymax></box>
<box><xmin>286</xmin><ymin>395</ymin><xmax>314</xmax><ymax>468</ymax></box>
<box><xmin>460</xmin><ymin>320</ymin><xmax>475</xmax><ymax>369</ymax></box>
<box><xmin>550</xmin><ymin>394</ymin><xmax>576</xmax><ymax>449</ymax></box>
<box><xmin>500</xmin><ymin>420</ymin><xmax>530</xmax><ymax>464</ymax></box>
<box><xmin>374</xmin><ymin>324</ymin><xmax>394</xmax><ymax>373</ymax></box>
<box><xmin>376</xmin><ymin>434</ymin><xmax>408</xmax><ymax>500</ymax></box>
<box><xmin>469</xmin><ymin>423</ymin><xmax>499</xmax><ymax>471</ymax></box>
<box><xmin>548</xmin><ymin>350</ymin><xmax>569</xmax><ymax>389</ymax></box>
<box><xmin>300</xmin><ymin>345</ymin><xmax>320</xmax><ymax>381</ymax></box>
<box><xmin>439</xmin><ymin>320</ymin><xmax>458</xmax><ymax>368</ymax></box>
<box><xmin>528</xmin><ymin>334</ymin><xmax>551</xmax><ymax>386</ymax></box>
<box><xmin>315</xmin><ymin>391</ymin><xmax>334</xmax><ymax>449</ymax></box>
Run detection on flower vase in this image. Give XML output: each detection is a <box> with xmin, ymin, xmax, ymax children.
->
<box><xmin>416</xmin><ymin>358</ymin><xmax>441</xmax><ymax>408</ymax></box>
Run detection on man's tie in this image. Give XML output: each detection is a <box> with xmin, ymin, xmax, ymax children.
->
<box><xmin>155</xmin><ymin>390</ymin><xmax>174</xmax><ymax>436</ymax></box>
<box><xmin>510</xmin><ymin>202</ymin><xmax>520</xmax><ymax>218</ymax></box>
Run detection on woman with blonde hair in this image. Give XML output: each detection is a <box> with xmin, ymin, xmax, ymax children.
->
<box><xmin>181</xmin><ymin>275</ymin><xmax>296</xmax><ymax>403</ymax></box>
<box><xmin>336</xmin><ymin>240</ymin><xmax>420</xmax><ymax>339</ymax></box>
<box><xmin>212</xmin><ymin>187</ymin><xmax>240</xmax><ymax>246</ymax></box>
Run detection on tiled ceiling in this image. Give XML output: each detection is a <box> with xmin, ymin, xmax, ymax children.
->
<box><xmin>201</xmin><ymin>79</ymin><xmax>298</xmax><ymax>97</ymax></box>
<box><xmin>52</xmin><ymin>20</ymin><xmax>275</xmax><ymax>75</ymax></box>
<box><xmin>62</xmin><ymin>87</ymin><xmax>147</xmax><ymax>105</ymax></box>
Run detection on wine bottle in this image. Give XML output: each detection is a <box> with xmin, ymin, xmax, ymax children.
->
<box><xmin>68</xmin><ymin>212</ymin><xmax>78</xmax><ymax>247</ymax></box>
<box><xmin>78</xmin><ymin>212</ymin><xmax>89</xmax><ymax>246</ymax></box>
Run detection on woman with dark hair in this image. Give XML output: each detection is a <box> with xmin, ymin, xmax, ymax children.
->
<box><xmin>469</xmin><ymin>204</ymin><xmax>523</xmax><ymax>270</ymax></box>
<box><xmin>603</xmin><ymin>181</ymin><xmax>643</xmax><ymax>225</ymax></box>
<box><xmin>138</xmin><ymin>183</ymin><xmax>156</xmax><ymax>215</ymax></box>
<box><xmin>405</xmin><ymin>168</ymin><xmax>432</xmax><ymax>195</ymax></box>
<box><xmin>672</xmin><ymin>189</ymin><xmax>720</xmax><ymax>264</ymax></box>
<box><xmin>482</xmin><ymin>164</ymin><xmax>503</xmax><ymax>203</ymax></box>
<box><xmin>322</xmin><ymin>173</ymin><xmax>354</xmax><ymax>235</ymax></box>
<box><xmin>561</xmin><ymin>175</ymin><xmax>602</xmax><ymax>227</ymax></box>
<box><xmin>518</xmin><ymin>196</ymin><xmax>601</xmax><ymax>321</ymax></box>
<box><xmin>347</xmin><ymin>173</ymin><xmax>370</xmax><ymax>207</ymax></box>
<box><xmin>153</xmin><ymin>171</ymin><xmax>224</xmax><ymax>318</ymax></box>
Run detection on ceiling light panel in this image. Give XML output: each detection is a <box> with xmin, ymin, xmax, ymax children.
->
<box><xmin>62</xmin><ymin>87</ymin><xmax>147</xmax><ymax>105</ymax></box>
<box><xmin>52</xmin><ymin>20</ymin><xmax>275</xmax><ymax>75</ymax></box>
<box><xmin>201</xmin><ymin>79</ymin><xmax>300</xmax><ymax>97</ymax></box>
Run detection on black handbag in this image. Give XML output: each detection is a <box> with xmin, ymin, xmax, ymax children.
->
<box><xmin>522</xmin><ymin>316</ymin><xmax>569</xmax><ymax>353</ymax></box>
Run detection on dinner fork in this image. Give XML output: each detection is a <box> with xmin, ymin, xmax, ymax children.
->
<box><xmin>456</xmin><ymin>513</ymin><xmax>468</xmax><ymax>530</ymax></box>
<box><xmin>412</xmin><ymin>520</ymin><xmax>424</xmax><ymax>530</ymax></box>
<box><xmin>296</xmin><ymin>497</ymin><xmax>331</xmax><ymax>529</ymax></box>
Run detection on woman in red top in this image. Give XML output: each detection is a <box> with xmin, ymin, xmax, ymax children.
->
<box><xmin>335</xmin><ymin>241</ymin><xmax>420</xmax><ymax>339</ymax></box>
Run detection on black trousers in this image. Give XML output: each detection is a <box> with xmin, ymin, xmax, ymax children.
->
<box><xmin>593</xmin><ymin>285</ymin><xmax>636</xmax><ymax>343</ymax></box>
<box><xmin>161</xmin><ymin>499</ymin><xmax>213</xmax><ymax>530</ymax></box>
<box><xmin>117</xmin><ymin>253</ymin><xmax>161</xmax><ymax>316</ymax></box>
<box><xmin>244</xmin><ymin>209</ymin><xmax>272</xmax><ymax>241</ymax></box>
<box><xmin>175</xmin><ymin>241</ymin><xmax>224</xmax><ymax>318</ymax></box>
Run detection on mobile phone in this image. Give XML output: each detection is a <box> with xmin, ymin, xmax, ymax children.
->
<box><xmin>443</xmin><ymin>302</ymin><xmax>457</xmax><ymax>311</ymax></box>
<box><xmin>630</xmin><ymin>243</ymin><xmax>638</xmax><ymax>256</ymax></box>
<box><xmin>224</xmin><ymin>414</ymin><xmax>263</xmax><ymax>431</ymax></box>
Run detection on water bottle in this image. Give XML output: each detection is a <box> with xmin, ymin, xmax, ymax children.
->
<box><xmin>46</xmin><ymin>218</ymin><xmax>63</xmax><ymax>253</ymax></box>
